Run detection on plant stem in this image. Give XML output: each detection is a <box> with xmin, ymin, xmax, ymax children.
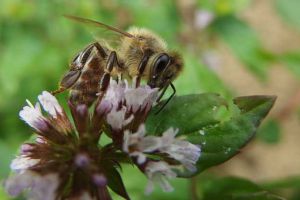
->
<box><xmin>190</xmin><ymin>177</ymin><xmax>199</xmax><ymax>200</ymax></box>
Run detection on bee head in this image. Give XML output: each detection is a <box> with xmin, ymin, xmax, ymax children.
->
<box><xmin>148</xmin><ymin>52</ymin><xmax>183</xmax><ymax>89</ymax></box>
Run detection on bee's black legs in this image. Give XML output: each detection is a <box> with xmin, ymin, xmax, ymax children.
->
<box><xmin>155</xmin><ymin>83</ymin><xmax>176</xmax><ymax>114</ymax></box>
<box><xmin>93</xmin><ymin>42</ymin><xmax>107</xmax><ymax>58</ymax></box>
<box><xmin>134</xmin><ymin>51</ymin><xmax>151</xmax><ymax>87</ymax></box>
<box><xmin>156</xmin><ymin>83</ymin><xmax>170</xmax><ymax>103</ymax></box>
<box><xmin>99</xmin><ymin>51</ymin><xmax>118</xmax><ymax>93</ymax></box>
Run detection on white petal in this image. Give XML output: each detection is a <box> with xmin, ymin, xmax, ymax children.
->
<box><xmin>125</xmin><ymin>86</ymin><xmax>158</xmax><ymax>112</ymax></box>
<box><xmin>145</xmin><ymin>180</ymin><xmax>154</xmax><ymax>195</ymax></box>
<box><xmin>160</xmin><ymin>137</ymin><xmax>201</xmax><ymax>172</ymax></box>
<box><xmin>145</xmin><ymin>161</ymin><xmax>176</xmax><ymax>194</ymax></box>
<box><xmin>19</xmin><ymin>103</ymin><xmax>45</xmax><ymax>131</ymax></box>
<box><xmin>4</xmin><ymin>170</ymin><xmax>36</xmax><ymax>197</ymax></box>
<box><xmin>103</xmin><ymin>79</ymin><xmax>125</xmax><ymax>107</ymax></box>
<box><xmin>5</xmin><ymin>171</ymin><xmax>59</xmax><ymax>200</ymax></box>
<box><xmin>161</xmin><ymin>128</ymin><xmax>178</xmax><ymax>145</ymax></box>
<box><xmin>29</xmin><ymin>173</ymin><xmax>59</xmax><ymax>200</ymax></box>
<box><xmin>139</xmin><ymin>136</ymin><xmax>161</xmax><ymax>152</ymax></box>
<box><xmin>122</xmin><ymin>130</ymin><xmax>131</xmax><ymax>152</ymax></box>
<box><xmin>10</xmin><ymin>156</ymin><xmax>39</xmax><ymax>173</ymax></box>
<box><xmin>38</xmin><ymin>91</ymin><xmax>62</xmax><ymax>117</ymax></box>
<box><xmin>106</xmin><ymin>107</ymin><xmax>133</xmax><ymax>130</ymax></box>
<box><xmin>130</xmin><ymin>152</ymin><xmax>147</xmax><ymax>165</ymax></box>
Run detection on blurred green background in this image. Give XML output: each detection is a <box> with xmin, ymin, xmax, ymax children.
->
<box><xmin>1</xmin><ymin>0</ymin><xmax>300</xmax><ymax>199</ymax></box>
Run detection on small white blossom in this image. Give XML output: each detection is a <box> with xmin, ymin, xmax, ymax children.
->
<box><xmin>10</xmin><ymin>156</ymin><xmax>40</xmax><ymax>173</ymax></box>
<box><xmin>124</xmin><ymin>86</ymin><xmax>159</xmax><ymax>112</ymax></box>
<box><xmin>145</xmin><ymin>161</ymin><xmax>177</xmax><ymax>194</ymax></box>
<box><xmin>38</xmin><ymin>91</ymin><xmax>63</xmax><ymax>118</ymax></box>
<box><xmin>19</xmin><ymin>91</ymin><xmax>66</xmax><ymax>132</ymax></box>
<box><xmin>5</xmin><ymin>171</ymin><xmax>59</xmax><ymax>200</ymax></box>
<box><xmin>106</xmin><ymin>107</ymin><xmax>134</xmax><ymax>130</ymax></box>
<box><xmin>19</xmin><ymin>101</ymin><xmax>46</xmax><ymax>131</ymax></box>
<box><xmin>101</xmin><ymin>79</ymin><xmax>126</xmax><ymax>108</ymax></box>
<box><xmin>103</xmin><ymin>80</ymin><xmax>159</xmax><ymax>130</ymax></box>
<box><xmin>29</xmin><ymin>173</ymin><xmax>59</xmax><ymax>200</ymax></box>
<box><xmin>160</xmin><ymin>128</ymin><xmax>201</xmax><ymax>172</ymax></box>
<box><xmin>123</xmin><ymin>125</ymin><xmax>161</xmax><ymax>164</ymax></box>
<box><xmin>123</xmin><ymin>125</ymin><xmax>201</xmax><ymax>171</ymax></box>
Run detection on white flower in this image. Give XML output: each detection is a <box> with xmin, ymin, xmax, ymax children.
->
<box><xmin>38</xmin><ymin>91</ymin><xmax>63</xmax><ymax>118</ymax></box>
<box><xmin>29</xmin><ymin>173</ymin><xmax>59</xmax><ymax>200</ymax></box>
<box><xmin>123</xmin><ymin>125</ymin><xmax>161</xmax><ymax>164</ymax></box>
<box><xmin>19</xmin><ymin>91</ymin><xmax>64</xmax><ymax>132</ymax></box>
<box><xmin>5</xmin><ymin>171</ymin><xmax>59</xmax><ymax>200</ymax></box>
<box><xmin>145</xmin><ymin>161</ymin><xmax>177</xmax><ymax>194</ymax></box>
<box><xmin>160</xmin><ymin>128</ymin><xmax>201</xmax><ymax>172</ymax></box>
<box><xmin>19</xmin><ymin>101</ymin><xmax>46</xmax><ymax>131</ymax></box>
<box><xmin>123</xmin><ymin>125</ymin><xmax>201</xmax><ymax>171</ymax></box>
<box><xmin>103</xmin><ymin>79</ymin><xmax>159</xmax><ymax>130</ymax></box>
<box><xmin>10</xmin><ymin>156</ymin><xmax>40</xmax><ymax>173</ymax></box>
<box><xmin>101</xmin><ymin>79</ymin><xmax>126</xmax><ymax>108</ymax></box>
<box><xmin>106</xmin><ymin>107</ymin><xmax>134</xmax><ymax>131</ymax></box>
<box><xmin>124</xmin><ymin>85</ymin><xmax>159</xmax><ymax>112</ymax></box>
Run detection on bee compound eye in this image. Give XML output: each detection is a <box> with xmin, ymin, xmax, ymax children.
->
<box><xmin>154</xmin><ymin>54</ymin><xmax>170</xmax><ymax>74</ymax></box>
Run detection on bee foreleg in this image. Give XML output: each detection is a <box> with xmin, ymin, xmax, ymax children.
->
<box><xmin>99</xmin><ymin>51</ymin><xmax>119</xmax><ymax>94</ymax></box>
<box><xmin>155</xmin><ymin>83</ymin><xmax>176</xmax><ymax>115</ymax></box>
<box><xmin>135</xmin><ymin>52</ymin><xmax>151</xmax><ymax>87</ymax></box>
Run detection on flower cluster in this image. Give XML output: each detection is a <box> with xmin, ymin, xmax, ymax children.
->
<box><xmin>4</xmin><ymin>79</ymin><xmax>201</xmax><ymax>200</ymax></box>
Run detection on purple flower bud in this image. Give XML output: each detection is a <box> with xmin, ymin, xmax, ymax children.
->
<box><xmin>76</xmin><ymin>104</ymin><xmax>88</xmax><ymax>117</ymax></box>
<box><xmin>74</xmin><ymin>154</ymin><xmax>90</xmax><ymax>168</ymax></box>
<box><xmin>35</xmin><ymin>136</ymin><xmax>46</xmax><ymax>144</ymax></box>
<box><xmin>20</xmin><ymin>144</ymin><xmax>33</xmax><ymax>155</ymax></box>
<box><xmin>34</xmin><ymin>119</ymin><xmax>49</xmax><ymax>132</ymax></box>
<box><xmin>96</xmin><ymin>100</ymin><xmax>112</xmax><ymax>116</ymax></box>
<box><xmin>93</xmin><ymin>174</ymin><xmax>107</xmax><ymax>187</ymax></box>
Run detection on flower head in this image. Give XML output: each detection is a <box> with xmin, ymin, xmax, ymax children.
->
<box><xmin>5</xmin><ymin>79</ymin><xmax>201</xmax><ymax>199</ymax></box>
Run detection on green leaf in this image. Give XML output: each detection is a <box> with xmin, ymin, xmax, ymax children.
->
<box><xmin>146</xmin><ymin>93</ymin><xmax>227</xmax><ymax>136</ymax></box>
<box><xmin>188</xmin><ymin>95</ymin><xmax>276</xmax><ymax>176</ymax></box>
<box><xmin>257</xmin><ymin>119</ymin><xmax>281</xmax><ymax>144</ymax></box>
<box><xmin>211</xmin><ymin>15</ymin><xmax>274</xmax><ymax>80</ymax></box>
<box><xmin>106</xmin><ymin>167</ymin><xmax>131</xmax><ymax>200</ymax></box>
<box><xmin>274</xmin><ymin>0</ymin><xmax>300</xmax><ymax>30</ymax></box>
<box><xmin>262</xmin><ymin>176</ymin><xmax>300</xmax><ymax>190</ymax></box>
<box><xmin>201</xmin><ymin>177</ymin><xmax>285</xmax><ymax>200</ymax></box>
<box><xmin>146</xmin><ymin>94</ymin><xmax>276</xmax><ymax>177</ymax></box>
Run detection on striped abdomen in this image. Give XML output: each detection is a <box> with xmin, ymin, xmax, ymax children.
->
<box><xmin>70</xmin><ymin>55</ymin><xmax>106</xmax><ymax>106</ymax></box>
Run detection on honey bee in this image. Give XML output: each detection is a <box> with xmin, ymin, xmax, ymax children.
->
<box><xmin>52</xmin><ymin>16</ymin><xmax>183</xmax><ymax>110</ymax></box>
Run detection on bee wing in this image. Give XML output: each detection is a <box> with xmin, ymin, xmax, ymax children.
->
<box><xmin>64</xmin><ymin>15</ymin><xmax>134</xmax><ymax>38</ymax></box>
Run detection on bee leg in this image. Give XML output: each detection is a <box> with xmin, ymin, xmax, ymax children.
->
<box><xmin>156</xmin><ymin>83</ymin><xmax>170</xmax><ymax>103</ymax></box>
<box><xmin>155</xmin><ymin>83</ymin><xmax>176</xmax><ymax>115</ymax></box>
<box><xmin>93</xmin><ymin>42</ymin><xmax>107</xmax><ymax>58</ymax></box>
<box><xmin>135</xmin><ymin>53</ymin><xmax>151</xmax><ymax>88</ymax></box>
<box><xmin>51</xmin><ymin>87</ymin><xmax>67</xmax><ymax>95</ymax></box>
<box><xmin>99</xmin><ymin>51</ymin><xmax>118</xmax><ymax>94</ymax></box>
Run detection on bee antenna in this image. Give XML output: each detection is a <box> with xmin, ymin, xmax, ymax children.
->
<box><xmin>155</xmin><ymin>83</ymin><xmax>176</xmax><ymax>115</ymax></box>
